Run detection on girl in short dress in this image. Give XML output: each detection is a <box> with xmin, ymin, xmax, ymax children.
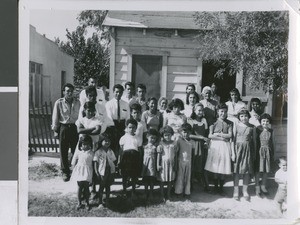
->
<box><xmin>142</xmin><ymin>129</ymin><xmax>159</xmax><ymax>202</ymax></box>
<box><xmin>119</xmin><ymin>119</ymin><xmax>142</xmax><ymax>200</ymax></box>
<box><xmin>205</xmin><ymin>103</ymin><xmax>233</xmax><ymax>195</ymax></box>
<box><xmin>141</xmin><ymin>97</ymin><xmax>163</xmax><ymax>132</ymax></box>
<box><xmin>254</xmin><ymin>113</ymin><xmax>274</xmax><ymax>197</ymax></box>
<box><xmin>164</xmin><ymin>98</ymin><xmax>187</xmax><ymax>140</ymax></box>
<box><xmin>188</xmin><ymin>103</ymin><xmax>210</xmax><ymax>191</ymax></box>
<box><xmin>157</xmin><ymin>125</ymin><xmax>178</xmax><ymax>201</ymax></box>
<box><xmin>71</xmin><ymin>135</ymin><xmax>94</xmax><ymax>210</ymax></box>
<box><xmin>232</xmin><ymin>109</ymin><xmax>255</xmax><ymax>201</ymax></box>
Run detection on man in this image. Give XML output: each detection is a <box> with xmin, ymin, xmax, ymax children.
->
<box><xmin>132</xmin><ymin>83</ymin><xmax>147</xmax><ymax>113</ymax></box>
<box><xmin>79</xmin><ymin>77</ymin><xmax>107</xmax><ymax>106</ymax></box>
<box><xmin>105</xmin><ymin>84</ymin><xmax>130</xmax><ymax>158</ymax></box>
<box><xmin>121</xmin><ymin>81</ymin><xmax>136</xmax><ymax>105</ymax></box>
<box><xmin>52</xmin><ymin>83</ymin><xmax>80</xmax><ymax>181</ymax></box>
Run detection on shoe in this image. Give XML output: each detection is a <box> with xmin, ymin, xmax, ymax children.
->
<box><xmin>261</xmin><ymin>186</ymin><xmax>269</xmax><ymax>195</ymax></box>
<box><xmin>244</xmin><ymin>195</ymin><xmax>250</xmax><ymax>202</ymax></box>
<box><xmin>62</xmin><ymin>173</ymin><xmax>70</xmax><ymax>182</ymax></box>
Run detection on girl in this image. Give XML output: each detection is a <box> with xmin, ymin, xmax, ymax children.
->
<box><xmin>119</xmin><ymin>119</ymin><xmax>142</xmax><ymax>201</ymax></box>
<box><xmin>130</xmin><ymin>103</ymin><xmax>147</xmax><ymax>147</ymax></box>
<box><xmin>184</xmin><ymin>83</ymin><xmax>196</xmax><ymax>104</ymax></box>
<box><xmin>183</xmin><ymin>92</ymin><xmax>200</xmax><ymax>118</ymax></box>
<box><xmin>249</xmin><ymin>98</ymin><xmax>263</xmax><ymax>127</ymax></box>
<box><xmin>205</xmin><ymin>103</ymin><xmax>233</xmax><ymax>195</ymax></box>
<box><xmin>142</xmin><ymin>129</ymin><xmax>159</xmax><ymax>202</ymax></box>
<box><xmin>164</xmin><ymin>98</ymin><xmax>187</xmax><ymax>140</ymax></box>
<box><xmin>93</xmin><ymin>134</ymin><xmax>116</xmax><ymax>208</ymax></box>
<box><xmin>158</xmin><ymin>97</ymin><xmax>169</xmax><ymax>119</ymax></box>
<box><xmin>225</xmin><ymin>88</ymin><xmax>246</xmax><ymax>124</ymax></box>
<box><xmin>71</xmin><ymin>135</ymin><xmax>94</xmax><ymax>210</ymax></box>
<box><xmin>188</xmin><ymin>103</ymin><xmax>210</xmax><ymax>191</ymax></box>
<box><xmin>175</xmin><ymin>123</ymin><xmax>196</xmax><ymax>200</ymax></box>
<box><xmin>157</xmin><ymin>125</ymin><xmax>177</xmax><ymax>202</ymax></box>
<box><xmin>200</xmin><ymin>86</ymin><xmax>218</xmax><ymax>126</ymax></box>
<box><xmin>255</xmin><ymin>113</ymin><xmax>274</xmax><ymax>197</ymax></box>
<box><xmin>232</xmin><ymin>109</ymin><xmax>255</xmax><ymax>201</ymax></box>
<box><xmin>141</xmin><ymin>97</ymin><xmax>163</xmax><ymax>132</ymax></box>
<box><xmin>76</xmin><ymin>101</ymin><xmax>102</xmax><ymax>152</ymax></box>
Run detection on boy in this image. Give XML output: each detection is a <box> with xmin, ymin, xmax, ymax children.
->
<box><xmin>274</xmin><ymin>156</ymin><xmax>287</xmax><ymax>213</ymax></box>
<box><xmin>132</xmin><ymin>83</ymin><xmax>147</xmax><ymax>113</ymax></box>
<box><xmin>122</xmin><ymin>81</ymin><xmax>136</xmax><ymax>105</ymax></box>
<box><xmin>79</xmin><ymin>77</ymin><xmax>107</xmax><ymax>106</ymax></box>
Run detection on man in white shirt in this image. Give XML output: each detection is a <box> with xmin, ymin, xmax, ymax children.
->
<box><xmin>105</xmin><ymin>84</ymin><xmax>130</xmax><ymax>158</ymax></box>
<box><xmin>79</xmin><ymin>77</ymin><xmax>107</xmax><ymax>106</ymax></box>
<box><xmin>121</xmin><ymin>81</ymin><xmax>136</xmax><ymax>105</ymax></box>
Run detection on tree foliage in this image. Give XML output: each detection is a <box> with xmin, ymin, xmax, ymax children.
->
<box><xmin>55</xmin><ymin>10</ymin><xmax>110</xmax><ymax>88</ymax></box>
<box><xmin>193</xmin><ymin>11</ymin><xmax>289</xmax><ymax>93</ymax></box>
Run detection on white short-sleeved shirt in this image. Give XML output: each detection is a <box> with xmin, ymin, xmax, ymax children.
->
<box><xmin>79</xmin><ymin>88</ymin><xmax>106</xmax><ymax>106</ymax></box>
<box><xmin>105</xmin><ymin>98</ymin><xmax>130</xmax><ymax>127</ymax></box>
<box><xmin>76</xmin><ymin>116</ymin><xmax>102</xmax><ymax>146</ymax></box>
<box><xmin>275</xmin><ymin>168</ymin><xmax>287</xmax><ymax>189</ymax></box>
<box><xmin>93</xmin><ymin>148</ymin><xmax>116</xmax><ymax>176</ymax></box>
<box><xmin>119</xmin><ymin>133</ymin><xmax>141</xmax><ymax>151</ymax></box>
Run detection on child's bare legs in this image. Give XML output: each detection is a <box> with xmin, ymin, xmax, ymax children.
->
<box><xmin>98</xmin><ymin>184</ymin><xmax>104</xmax><ymax>206</ymax></box>
<box><xmin>77</xmin><ymin>182</ymin><xmax>83</xmax><ymax>208</ymax></box>
<box><xmin>261</xmin><ymin>172</ymin><xmax>268</xmax><ymax>193</ymax></box>
<box><xmin>255</xmin><ymin>172</ymin><xmax>261</xmax><ymax>196</ymax></box>
<box><xmin>242</xmin><ymin>174</ymin><xmax>250</xmax><ymax>201</ymax></box>
<box><xmin>82</xmin><ymin>181</ymin><xmax>91</xmax><ymax>209</ymax></box>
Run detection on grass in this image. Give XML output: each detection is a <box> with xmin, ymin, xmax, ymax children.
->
<box><xmin>28</xmin><ymin>161</ymin><xmax>60</xmax><ymax>181</ymax></box>
<box><xmin>28</xmin><ymin>191</ymin><xmax>237</xmax><ymax>218</ymax></box>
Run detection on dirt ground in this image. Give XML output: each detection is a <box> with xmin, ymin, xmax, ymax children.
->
<box><xmin>28</xmin><ymin>152</ymin><xmax>285</xmax><ymax>219</ymax></box>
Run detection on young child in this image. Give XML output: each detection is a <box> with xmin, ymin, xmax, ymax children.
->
<box><xmin>174</xmin><ymin>123</ymin><xmax>196</xmax><ymax>200</ymax></box>
<box><xmin>141</xmin><ymin>97</ymin><xmax>163</xmax><ymax>132</ymax></box>
<box><xmin>142</xmin><ymin>129</ymin><xmax>159</xmax><ymax>202</ymax></box>
<box><xmin>164</xmin><ymin>98</ymin><xmax>187</xmax><ymax>140</ymax></box>
<box><xmin>205</xmin><ymin>103</ymin><xmax>233</xmax><ymax>195</ymax></box>
<box><xmin>93</xmin><ymin>134</ymin><xmax>116</xmax><ymax>208</ymax></box>
<box><xmin>119</xmin><ymin>118</ymin><xmax>142</xmax><ymax>201</ymax></box>
<box><xmin>232</xmin><ymin>109</ymin><xmax>255</xmax><ymax>201</ymax></box>
<box><xmin>255</xmin><ymin>113</ymin><xmax>274</xmax><ymax>197</ymax></box>
<box><xmin>130</xmin><ymin>103</ymin><xmax>147</xmax><ymax>147</ymax></box>
<box><xmin>71</xmin><ymin>135</ymin><xmax>94</xmax><ymax>210</ymax></box>
<box><xmin>188</xmin><ymin>103</ymin><xmax>210</xmax><ymax>191</ymax></box>
<box><xmin>249</xmin><ymin>98</ymin><xmax>263</xmax><ymax>127</ymax></box>
<box><xmin>157</xmin><ymin>125</ymin><xmax>178</xmax><ymax>202</ymax></box>
<box><xmin>274</xmin><ymin>156</ymin><xmax>287</xmax><ymax>214</ymax></box>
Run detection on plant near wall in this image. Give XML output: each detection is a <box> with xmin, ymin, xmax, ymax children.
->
<box><xmin>55</xmin><ymin>10</ymin><xmax>110</xmax><ymax>88</ymax></box>
<box><xmin>193</xmin><ymin>11</ymin><xmax>289</xmax><ymax>93</ymax></box>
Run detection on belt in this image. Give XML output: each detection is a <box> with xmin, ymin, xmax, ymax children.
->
<box><xmin>60</xmin><ymin>123</ymin><xmax>76</xmax><ymax>127</ymax></box>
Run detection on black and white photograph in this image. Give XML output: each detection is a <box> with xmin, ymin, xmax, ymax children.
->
<box><xmin>19</xmin><ymin>0</ymin><xmax>300</xmax><ymax>224</ymax></box>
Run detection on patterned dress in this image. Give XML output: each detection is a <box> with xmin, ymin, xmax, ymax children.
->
<box><xmin>165</xmin><ymin>112</ymin><xmax>187</xmax><ymax>140</ymax></box>
<box><xmin>188</xmin><ymin>118</ymin><xmax>208</xmax><ymax>173</ymax></box>
<box><xmin>157</xmin><ymin>141</ymin><xmax>178</xmax><ymax>182</ymax></box>
<box><xmin>142</xmin><ymin>143</ymin><xmax>157</xmax><ymax>177</ymax></box>
<box><xmin>234</xmin><ymin>122</ymin><xmax>255</xmax><ymax>174</ymax></box>
<box><xmin>205</xmin><ymin>119</ymin><xmax>233</xmax><ymax>175</ymax></box>
<box><xmin>255</xmin><ymin>126</ymin><xmax>273</xmax><ymax>173</ymax></box>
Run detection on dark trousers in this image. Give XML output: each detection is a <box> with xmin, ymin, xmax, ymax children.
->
<box><xmin>105</xmin><ymin>120</ymin><xmax>125</xmax><ymax>160</ymax></box>
<box><xmin>59</xmin><ymin>123</ymin><xmax>79</xmax><ymax>175</ymax></box>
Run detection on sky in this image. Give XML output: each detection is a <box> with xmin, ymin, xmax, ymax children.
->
<box><xmin>30</xmin><ymin>10</ymin><xmax>82</xmax><ymax>42</ymax></box>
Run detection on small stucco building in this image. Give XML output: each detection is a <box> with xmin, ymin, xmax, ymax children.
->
<box><xmin>102</xmin><ymin>11</ymin><xmax>280</xmax><ymax>115</ymax></box>
<box><xmin>29</xmin><ymin>25</ymin><xmax>74</xmax><ymax>108</ymax></box>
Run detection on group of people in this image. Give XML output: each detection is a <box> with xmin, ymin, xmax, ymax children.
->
<box><xmin>51</xmin><ymin>78</ymin><xmax>287</xmax><ymax>213</ymax></box>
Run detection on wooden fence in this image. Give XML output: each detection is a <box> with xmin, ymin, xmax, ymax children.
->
<box><xmin>29</xmin><ymin>101</ymin><xmax>59</xmax><ymax>152</ymax></box>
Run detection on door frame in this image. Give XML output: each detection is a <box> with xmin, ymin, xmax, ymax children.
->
<box><xmin>126</xmin><ymin>48</ymin><xmax>169</xmax><ymax>97</ymax></box>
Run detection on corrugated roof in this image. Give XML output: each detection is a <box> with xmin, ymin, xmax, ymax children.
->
<box><xmin>103</xmin><ymin>11</ymin><xmax>201</xmax><ymax>30</ymax></box>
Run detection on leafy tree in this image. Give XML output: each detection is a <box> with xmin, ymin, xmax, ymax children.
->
<box><xmin>193</xmin><ymin>11</ymin><xmax>289</xmax><ymax>93</ymax></box>
<box><xmin>55</xmin><ymin>10</ymin><xmax>109</xmax><ymax>88</ymax></box>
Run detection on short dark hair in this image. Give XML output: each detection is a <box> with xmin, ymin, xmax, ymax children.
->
<box><xmin>277</xmin><ymin>156</ymin><xmax>287</xmax><ymax>164</ymax></box>
<box><xmin>180</xmin><ymin>123</ymin><xmax>192</xmax><ymax>132</ymax></box>
<box><xmin>249</xmin><ymin>98</ymin><xmax>262</xmax><ymax>111</ymax></box>
<box><xmin>126</xmin><ymin>118</ymin><xmax>138</xmax><ymax>127</ymax></box>
<box><xmin>160</xmin><ymin>125</ymin><xmax>174</xmax><ymax>136</ymax></box>
<box><xmin>260</xmin><ymin>113</ymin><xmax>272</xmax><ymax>123</ymax></box>
<box><xmin>130</xmin><ymin>103</ymin><xmax>142</xmax><ymax>113</ymax></box>
<box><xmin>169</xmin><ymin>98</ymin><xmax>184</xmax><ymax>110</ymax></box>
<box><xmin>62</xmin><ymin>83</ymin><xmax>74</xmax><ymax>92</ymax></box>
<box><xmin>78</xmin><ymin>134</ymin><xmax>93</xmax><ymax>150</ymax></box>
<box><xmin>124</xmin><ymin>81</ymin><xmax>135</xmax><ymax>89</ymax></box>
<box><xmin>186</xmin><ymin>92</ymin><xmax>200</xmax><ymax>105</ymax></box>
<box><xmin>147</xmin><ymin>128</ymin><xmax>159</xmax><ymax>137</ymax></box>
<box><xmin>137</xmin><ymin>83</ymin><xmax>147</xmax><ymax>91</ymax></box>
<box><xmin>147</xmin><ymin>97</ymin><xmax>158</xmax><ymax>104</ymax></box>
<box><xmin>82</xmin><ymin>102</ymin><xmax>96</xmax><ymax>117</ymax></box>
<box><xmin>85</xmin><ymin>86</ymin><xmax>97</xmax><ymax>96</ymax></box>
<box><xmin>113</xmin><ymin>84</ymin><xmax>124</xmax><ymax>92</ymax></box>
<box><xmin>216</xmin><ymin>103</ymin><xmax>228</xmax><ymax>111</ymax></box>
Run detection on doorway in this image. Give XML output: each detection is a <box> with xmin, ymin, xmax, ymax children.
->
<box><xmin>202</xmin><ymin>62</ymin><xmax>236</xmax><ymax>103</ymax></box>
<box><xmin>132</xmin><ymin>55</ymin><xmax>162</xmax><ymax>100</ymax></box>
